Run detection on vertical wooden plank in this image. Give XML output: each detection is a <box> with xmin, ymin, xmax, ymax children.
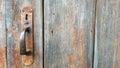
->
<box><xmin>32</xmin><ymin>0</ymin><xmax>43</xmax><ymax>68</ymax></box>
<box><xmin>0</xmin><ymin>0</ymin><xmax>6</xmax><ymax>68</ymax></box>
<box><xmin>44</xmin><ymin>0</ymin><xmax>96</xmax><ymax>68</ymax></box>
<box><xmin>6</xmin><ymin>0</ymin><xmax>43</xmax><ymax>68</ymax></box>
<box><xmin>94</xmin><ymin>0</ymin><xmax>120</xmax><ymax>68</ymax></box>
<box><xmin>6</xmin><ymin>0</ymin><xmax>21</xmax><ymax>68</ymax></box>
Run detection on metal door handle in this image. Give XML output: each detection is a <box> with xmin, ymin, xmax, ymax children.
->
<box><xmin>20</xmin><ymin>26</ymin><xmax>31</xmax><ymax>55</ymax></box>
<box><xmin>20</xmin><ymin>6</ymin><xmax>33</xmax><ymax>66</ymax></box>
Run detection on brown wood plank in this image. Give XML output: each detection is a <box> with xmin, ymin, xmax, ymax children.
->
<box><xmin>6</xmin><ymin>0</ymin><xmax>43</xmax><ymax>68</ymax></box>
<box><xmin>0</xmin><ymin>0</ymin><xmax>7</xmax><ymax>68</ymax></box>
<box><xmin>94</xmin><ymin>0</ymin><xmax>120</xmax><ymax>68</ymax></box>
<box><xmin>44</xmin><ymin>0</ymin><xmax>96</xmax><ymax>68</ymax></box>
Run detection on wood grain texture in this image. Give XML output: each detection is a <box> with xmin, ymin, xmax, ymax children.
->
<box><xmin>6</xmin><ymin>0</ymin><xmax>43</xmax><ymax>68</ymax></box>
<box><xmin>94</xmin><ymin>0</ymin><xmax>120</xmax><ymax>68</ymax></box>
<box><xmin>32</xmin><ymin>0</ymin><xmax>43</xmax><ymax>68</ymax></box>
<box><xmin>44</xmin><ymin>0</ymin><xmax>96</xmax><ymax>68</ymax></box>
<box><xmin>0</xmin><ymin>0</ymin><xmax>6</xmax><ymax>68</ymax></box>
<box><xmin>6</xmin><ymin>0</ymin><xmax>21</xmax><ymax>68</ymax></box>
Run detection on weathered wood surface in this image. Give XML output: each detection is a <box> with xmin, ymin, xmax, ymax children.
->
<box><xmin>0</xmin><ymin>0</ymin><xmax>6</xmax><ymax>68</ymax></box>
<box><xmin>6</xmin><ymin>0</ymin><xmax>21</xmax><ymax>67</ymax></box>
<box><xmin>94</xmin><ymin>0</ymin><xmax>120</xmax><ymax>68</ymax></box>
<box><xmin>6</xmin><ymin>0</ymin><xmax>43</xmax><ymax>68</ymax></box>
<box><xmin>31</xmin><ymin>0</ymin><xmax>43</xmax><ymax>67</ymax></box>
<box><xmin>44</xmin><ymin>0</ymin><xmax>96</xmax><ymax>68</ymax></box>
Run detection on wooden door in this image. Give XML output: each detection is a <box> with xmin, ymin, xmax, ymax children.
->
<box><xmin>0</xmin><ymin>0</ymin><xmax>120</xmax><ymax>68</ymax></box>
<box><xmin>94</xmin><ymin>0</ymin><xmax>120</xmax><ymax>68</ymax></box>
<box><xmin>44</xmin><ymin>0</ymin><xmax>96</xmax><ymax>68</ymax></box>
<box><xmin>0</xmin><ymin>0</ymin><xmax>43</xmax><ymax>68</ymax></box>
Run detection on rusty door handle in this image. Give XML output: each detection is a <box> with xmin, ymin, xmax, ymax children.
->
<box><xmin>20</xmin><ymin>26</ymin><xmax>31</xmax><ymax>55</ymax></box>
<box><xmin>20</xmin><ymin>7</ymin><xmax>33</xmax><ymax>66</ymax></box>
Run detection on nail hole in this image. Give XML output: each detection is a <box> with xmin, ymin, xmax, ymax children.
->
<box><xmin>51</xmin><ymin>30</ymin><xmax>53</xmax><ymax>35</ymax></box>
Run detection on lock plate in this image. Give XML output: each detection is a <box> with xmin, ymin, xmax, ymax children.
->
<box><xmin>21</xmin><ymin>6</ymin><xmax>33</xmax><ymax>66</ymax></box>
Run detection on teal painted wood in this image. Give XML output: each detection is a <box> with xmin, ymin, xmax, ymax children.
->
<box><xmin>6</xmin><ymin>0</ymin><xmax>43</xmax><ymax>68</ymax></box>
<box><xmin>44</xmin><ymin>0</ymin><xmax>96</xmax><ymax>68</ymax></box>
<box><xmin>6</xmin><ymin>0</ymin><xmax>21</xmax><ymax>68</ymax></box>
<box><xmin>31</xmin><ymin>0</ymin><xmax>43</xmax><ymax>68</ymax></box>
<box><xmin>94</xmin><ymin>0</ymin><xmax>120</xmax><ymax>68</ymax></box>
<box><xmin>0</xmin><ymin>0</ymin><xmax>6</xmax><ymax>68</ymax></box>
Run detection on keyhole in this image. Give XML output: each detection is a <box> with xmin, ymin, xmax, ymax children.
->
<box><xmin>25</xmin><ymin>14</ymin><xmax>28</xmax><ymax>20</ymax></box>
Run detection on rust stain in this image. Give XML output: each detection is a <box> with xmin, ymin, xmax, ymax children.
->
<box><xmin>22</xmin><ymin>55</ymin><xmax>33</xmax><ymax>66</ymax></box>
<box><xmin>72</xmin><ymin>26</ymin><xmax>78</xmax><ymax>46</ymax></box>
<box><xmin>22</xmin><ymin>7</ymin><xmax>32</xmax><ymax>13</ymax></box>
<box><xmin>69</xmin><ymin>54</ymin><xmax>77</xmax><ymax>63</ymax></box>
<box><xmin>0</xmin><ymin>47</ymin><xmax>5</xmax><ymax>68</ymax></box>
<box><xmin>11</xmin><ymin>10</ymin><xmax>20</xmax><ymax>68</ymax></box>
<box><xmin>26</xmin><ymin>33</ymin><xmax>33</xmax><ymax>50</ymax></box>
<box><xmin>13</xmin><ymin>48</ymin><xmax>19</xmax><ymax>68</ymax></box>
<box><xmin>79</xmin><ymin>23</ymin><xmax>85</xmax><ymax>68</ymax></box>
